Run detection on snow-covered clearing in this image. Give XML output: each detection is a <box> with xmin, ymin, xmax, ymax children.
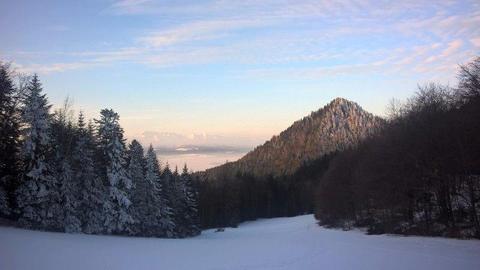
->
<box><xmin>1</xmin><ymin>215</ymin><xmax>479</xmax><ymax>270</ymax></box>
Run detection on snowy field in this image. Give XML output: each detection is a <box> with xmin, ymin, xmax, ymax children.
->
<box><xmin>1</xmin><ymin>215</ymin><xmax>480</xmax><ymax>270</ymax></box>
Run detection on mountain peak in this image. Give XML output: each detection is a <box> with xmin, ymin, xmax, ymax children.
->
<box><xmin>303</xmin><ymin>98</ymin><xmax>366</xmax><ymax>127</ymax></box>
<box><xmin>325</xmin><ymin>97</ymin><xmax>361</xmax><ymax>110</ymax></box>
<box><xmin>331</xmin><ymin>97</ymin><xmax>351</xmax><ymax>104</ymax></box>
<box><xmin>205</xmin><ymin>98</ymin><xmax>384</xmax><ymax>178</ymax></box>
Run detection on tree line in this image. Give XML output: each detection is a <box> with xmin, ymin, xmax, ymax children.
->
<box><xmin>196</xmin><ymin>150</ymin><xmax>335</xmax><ymax>229</ymax></box>
<box><xmin>315</xmin><ymin>57</ymin><xmax>480</xmax><ymax>238</ymax></box>
<box><xmin>0</xmin><ymin>64</ymin><xmax>200</xmax><ymax>238</ymax></box>
<box><xmin>196</xmin><ymin>57</ymin><xmax>480</xmax><ymax>239</ymax></box>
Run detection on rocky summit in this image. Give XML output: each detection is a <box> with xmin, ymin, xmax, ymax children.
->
<box><xmin>205</xmin><ymin>98</ymin><xmax>384</xmax><ymax>178</ymax></box>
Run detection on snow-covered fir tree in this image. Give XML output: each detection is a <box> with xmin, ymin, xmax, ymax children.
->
<box><xmin>172</xmin><ymin>167</ymin><xmax>187</xmax><ymax>237</ymax></box>
<box><xmin>144</xmin><ymin>145</ymin><xmax>174</xmax><ymax>237</ymax></box>
<box><xmin>59</xmin><ymin>160</ymin><xmax>81</xmax><ymax>233</ymax></box>
<box><xmin>51</xmin><ymin>100</ymin><xmax>81</xmax><ymax>233</ymax></box>
<box><xmin>171</xmin><ymin>164</ymin><xmax>200</xmax><ymax>237</ymax></box>
<box><xmin>16</xmin><ymin>74</ymin><xmax>62</xmax><ymax>230</ymax></box>
<box><xmin>0</xmin><ymin>63</ymin><xmax>20</xmax><ymax>217</ymax></box>
<box><xmin>161</xmin><ymin>163</ymin><xmax>180</xmax><ymax>236</ymax></box>
<box><xmin>74</xmin><ymin>116</ymin><xmax>105</xmax><ymax>234</ymax></box>
<box><xmin>95</xmin><ymin>109</ymin><xmax>133</xmax><ymax>234</ymax></box>
<box><xmin>127</xmin><ymin>140</ymin><xmax>145</xmax><ymax>234</ymax></box>
<box><xmin>180</xmin><ymin>164</ymin><xmax>200</xmax><ymax>236</ymax></box>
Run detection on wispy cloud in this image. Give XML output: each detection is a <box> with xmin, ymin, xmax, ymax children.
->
<box><xmin>13</xmin><ymin>62</ymin><xmax>99</xmax><ymax>74</ymax></box>
<box><xmin>4</xmin><ymin>0</ymin><xmax>478</xmax><ymax>77</ymax></box>
<box><xmin>470</xmin><ymin>37</ymin><xmax>480</xmax><ymax>47</ymax></box>
<box><xmin>442</xmin><ymin>40</ymin><xmax>464</xmax><ymax>57</ymax></box>
<box><xmin>110</xmin><ymin>0</ymin><xmax>154</xmax><ymax>14</ymax></box>
<box><xmin>138</xmin><ymin>19</ymin><xmax>268</xmax><ymax>48</ymax></box>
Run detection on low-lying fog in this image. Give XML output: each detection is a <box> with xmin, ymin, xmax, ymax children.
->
<box><xmin>154</xmin><ymin>145</ymin><xmax>250</xmax><ymax>172</ymax></box>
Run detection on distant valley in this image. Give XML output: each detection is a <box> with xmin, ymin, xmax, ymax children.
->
<box><xmin>154</xmin><ymin>145</ymin><xmax>251</xmax><ymax>172</ymax></box>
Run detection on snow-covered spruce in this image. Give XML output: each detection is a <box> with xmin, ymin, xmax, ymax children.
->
<box><xmin>144</xmin><ymin>145</ymin><xmax>174</xmax><ymax>237</ymax></box>
<box><xmin>127</xmin><ymin>140</ymin><xmax>146</xmax><ymax>235</ymax></box>
<box><xmin>175</xmin><ymin>165</ymin><xmax>200</xmax><ymax>237</ymax></box>
<box><xmin>74</xmin><ymin>116</ymin><xmax>105</xmax><ymax>234</ymax></box>
<box><xmin>0</xmin><ymin>63</ymin><xmax>20</xmax><ymax>217</ymax></box>
<box><xmin>95</xmin><ymin>109</ymin><xmax>134</xmax><ymax>235</ymax></box>
<box><xmin>51</xmin><ymin>102</ymin><xmax>82</xmax><ymax>233</ymax></box>
<box><xmin>16</xmin><ymin>75</ymin><xmax>63</xmax><ymax>231</ymax></box>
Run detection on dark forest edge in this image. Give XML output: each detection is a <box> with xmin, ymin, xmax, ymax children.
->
<box><xmin>315</xmin><ymin>57</ymin><xmax>480</xmax><ymax>238</ymax></box>
<box><xmin>0</xmin><ymin>64</ymin><xmax>200</xmax><ymax>238</ymax></box>
<box><xmin>197</xmin><ymin>57</ymin><xmax>480</xmax><ymax>239</ymax></box>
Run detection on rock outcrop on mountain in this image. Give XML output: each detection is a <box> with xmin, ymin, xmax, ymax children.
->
<box><xmin>204</xmin><ymin>98</ymin><xmax>384</xmax><ymax>178</ymax></box>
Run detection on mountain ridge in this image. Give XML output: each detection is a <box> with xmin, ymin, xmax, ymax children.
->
<box><xmin>203</xmin><ymin>97</ymin><xmax>384</xmax><ymax>178</ymax></box>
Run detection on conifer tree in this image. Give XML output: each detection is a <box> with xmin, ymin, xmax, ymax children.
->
<box><xmin>161</xmin><ymin>163</ymin><xmax>178</xmax><ymax>235</ymax></box>
<box><xmin>51</xmin><ymin>99</ymin><xmax>81</xmax><ymax>233</ymax></box>
<box><xmin>95</xmin><ymin>109</ymin><xmax>133</xmax><ymax>234</ymax></box>
<box><xmin>172</xmin><ymin>164</ymin><xmax>200</xmax><ymax>237</ymax></box>
<box><xmin>16</xmin><ymin>74</ymin><xmax>61</xmax><ymax>230</ymax></box>
<box><xmin>59</xmin><ymin>160</ymin><xmax>81</xmax><ymax>232</ymax></box>
<box><xmin>173</xmin><ymin>167</ymin><xmax>188</xmax><ymax>237</ymax></box>
<box><xmin>75</xmin><ymin>116</ymin><xmax>105</xmax><ymax>234</ymax></box>
<box><xmin>127</xmin><ymin>140</ymin><xmax>146</xmax><ymax>234</ymax></box>
<box><xmin>145</xmin><ymin>145</ymin><xmax>174</xmax><ymax>237</ymax></box>
<box><xmin>180</xmin><ymin>164</ymin><xmax>200</xmax><ymax>236</ymax></box>
<box><xmin>0</xmin><ymin>63</ymin><xmax>20</xmax><ymax>216</ymax></box>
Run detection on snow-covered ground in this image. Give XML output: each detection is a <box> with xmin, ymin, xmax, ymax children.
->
<box><xmin>1</xmin><ymin>215</ymin><xmax>479</xmax><ymax>270</ymax></box>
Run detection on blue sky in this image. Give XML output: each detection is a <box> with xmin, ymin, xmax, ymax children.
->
<box><xmin>1</xmin><ymin>0</ymin><xmax>479</xmax><ymax>147</ymax></box>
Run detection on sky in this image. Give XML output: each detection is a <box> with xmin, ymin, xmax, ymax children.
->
<box><xmin>1</xmin><ymin>0</ymin><xmax>479</xmax><ymax>168</ymax></box>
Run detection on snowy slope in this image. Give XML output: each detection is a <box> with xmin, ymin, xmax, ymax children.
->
<box><xmin>1</xmin><ymin>215</ymin><xmax>479</xmax><ymax>270</ymax></box>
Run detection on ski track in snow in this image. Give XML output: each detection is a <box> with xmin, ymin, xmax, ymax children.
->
<box><xmin>1</xmin><ymin>215</ymin><xmax>480</xmax><ymax>270</ymax></box>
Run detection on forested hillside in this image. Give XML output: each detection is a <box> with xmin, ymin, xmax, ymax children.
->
<box><xmin>205</xmin><ymin>98</ymin><xmax>383</xmax><ymax>178</ymax></box>
<box><xmin>314</xmin><ymin>57</ymin><xmax>480</xmax><ymax>238</ymax></box>
<box><xmin>0</xmin><ymin>64</ymin><xmax>200</xmax><ymax>238</ymax></box>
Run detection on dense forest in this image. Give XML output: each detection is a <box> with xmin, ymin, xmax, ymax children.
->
<box><xmin>0</xmin><ymin>64</ymin><xmax>200</xmax><ymax>238</ymax></box>
<box><xmin>315</xmin><ymin>58</ymin><xmax>480</xmax><ymax>238</ymax></box>
<box><xmin>197</xmin><ymin>153</ymin><xmax>335</xmax><ymax>228</ymax></box>
<box><xmin>197</xmin><ymin>57</ymin><xmax>480</xmax><ymax>239</ymax></box>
